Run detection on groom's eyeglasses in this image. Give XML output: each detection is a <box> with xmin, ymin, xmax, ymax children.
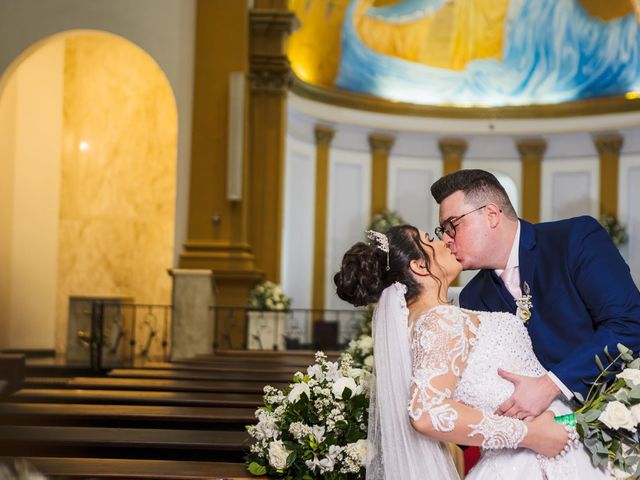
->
<box><xmin>435</xmin><ymin>204</ymin><xmax>488</xmax><ymax>240</ymax></box>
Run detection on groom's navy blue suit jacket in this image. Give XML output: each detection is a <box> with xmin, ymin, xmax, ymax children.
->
<box><xmin>459</xmin><ymin>216</ymin><xmax>640</xmax><ymax>397</ymax></box>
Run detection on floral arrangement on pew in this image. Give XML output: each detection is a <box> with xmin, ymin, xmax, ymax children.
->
<box><xmin>245</xmin><ymin>351</ymin><xmax>371</xmax><ymax>479</ymax></box>
<box><xmin>558</xmin><ymin>344</ymin><xmax>640</xmax><ymax>478</ymax></box>
<box><xmin>248</xmin><ymin>281</ymin><xmax>292</xmax><ymax>311</ymax></box>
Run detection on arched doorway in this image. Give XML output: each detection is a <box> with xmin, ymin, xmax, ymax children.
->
<box><xmin>0</xmin><ymin>31</ymin><xmax>177</xmax><ymax>356</ymax></box>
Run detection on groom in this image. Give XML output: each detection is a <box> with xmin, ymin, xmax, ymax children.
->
<box><xmin>431</xmin><ymin>169</ymin><xmax>640</xmax><ymax>420</ymax></box>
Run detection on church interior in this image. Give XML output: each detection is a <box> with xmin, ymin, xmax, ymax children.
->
<box><xmin>1</xmin><ymin>0</ymin><xmax>639</xmax><ymax>478</ymax></box>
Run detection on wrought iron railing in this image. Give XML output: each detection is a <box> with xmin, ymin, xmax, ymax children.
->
<box><xmin>74</xmin><ymin>301</ymin><xmax>172</xmax><ymax>371</ymax></box>
<box><xmin>211</xmin><ymin>306</ymin><xmax>364</xmax><ymax>351</ymax></box>
<box><xmin>75</xmin><ymin>301</ymin><xmax>363</xmax><ymax>369</ymax></box>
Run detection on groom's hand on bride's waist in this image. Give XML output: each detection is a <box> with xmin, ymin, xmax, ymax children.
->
<box><xmin>495</xmin><ymin>369</ymin><xmax>561</xmax><ymax>419</ymax></box>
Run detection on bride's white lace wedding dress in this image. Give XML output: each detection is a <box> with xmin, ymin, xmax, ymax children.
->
<box><xmin>409</xmin><ymin>304</ymin><xmax>611</xmax><ymax>480</ymax></box>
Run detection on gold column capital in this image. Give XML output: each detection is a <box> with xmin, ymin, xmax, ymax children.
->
<box><xmin>516</xmin><ymin>139</ymin><xmax>547</xmax><ymax>158</ymax></box>
<box><xmin>314</xmin><ymin>125</ymin><xmax>335</xmax><ymax>146</ymax></box>
<box><xmin>593</xmin><ymin>134</ymin><xmax>624</xmax><ymax>156</ymax></box>
<box><xmin>249</xmin><ymin>10</ymin><xmax>297</xmax><ymax>34</ymax></box>
<box><xmin>368</xmin><ymin>133</ymin><xmax>395</xmax><ymax>155</ymax></box>
<box><xmin>248</xmin><ymin>7</ymin><xmax>296</xmax><ymax>94</ymax></box>
<box><xmin>249</xmin><ymin>54</ymin><xmax>291</xmax><ymax>93</ymax></box>
<box><xmin>438</xmin><ymin>138</ymin><xmax>468</xmax><ymax>158</ymax></box>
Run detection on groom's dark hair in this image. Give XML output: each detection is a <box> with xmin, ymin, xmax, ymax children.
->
<box><xmin>430</xmin><ymin>169</ymin><xmax>518</xmax><ymax>220</ymax></box>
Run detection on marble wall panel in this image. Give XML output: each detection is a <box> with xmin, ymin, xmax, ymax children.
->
<box><xmin>56</xmin><ymin>34</ymin><xmax>177</xmax><ymax>354</ymax></box>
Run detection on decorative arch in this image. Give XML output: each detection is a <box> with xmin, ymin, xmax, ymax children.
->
<box><xmin>0</xmin><ymin>30</ymin><xmax>177</xmax><ymax>354</ymax></box>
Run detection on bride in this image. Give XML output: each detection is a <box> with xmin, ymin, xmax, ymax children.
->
<box><xmin>333</xmin><ymin>225</ymin><xmax>611</xmax><ymax>479</ymax></box>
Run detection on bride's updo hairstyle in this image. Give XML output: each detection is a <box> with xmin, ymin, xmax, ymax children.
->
<box><xmin>334</xmin><ymin>225</ymin><xmax>438</xmax><ymax>307</ymax></box>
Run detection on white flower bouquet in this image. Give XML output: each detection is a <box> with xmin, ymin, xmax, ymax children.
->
<box><xmin>248</xmin><ymin>281</ymin><xmax>292</xmax><ymax>311</ymax></box>
<box><xmin>245</xmin><ymin>352</ymin><xmax>370</xmax><ymax>479</ymax></box>
<box><xmin>558</xmin><ymin>344</ymin><xmax>640</xmax><ymax>478</ymax></box>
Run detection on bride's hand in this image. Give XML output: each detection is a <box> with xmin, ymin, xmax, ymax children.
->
<box><xmin>519</xmin><ymin>411</ymin><xmax>569</xmax><ymax>457</ymax></box>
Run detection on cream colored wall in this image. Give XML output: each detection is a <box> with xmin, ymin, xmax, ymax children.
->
<box><xmin>1</xmin><ymin>40</ymin><xmax>65</xmax><ymax>349</ymax></box>
<box><xmin>55</xmin><ymin>34</ymin><xmax>177</xmax><ymax>353</ymax></box>
<box><xmin>0</xmin><ymin>73</ymin><xmax>17</xmax><ymax>349</ymax></box>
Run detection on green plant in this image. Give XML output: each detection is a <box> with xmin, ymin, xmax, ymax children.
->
<box><xmin>367</xmin><ymin>210</ymin><xmax>405</xmax><ymax>235</ymax></box>
<box><xmin>600</xmin><ymin>214</ymin><xmax>629</xmax><ymax>248</ymax></box>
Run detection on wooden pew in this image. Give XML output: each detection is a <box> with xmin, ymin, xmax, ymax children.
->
<box><xmin>51</xmin><ymin>376</ymin><xmax>286</xmax><ymax>394</ymax></box>
<box><xmin>0</xmin><ymin>425</ymin><xmax>249</xmax><ymax>462</ymax></box>
<box><xmin>0</xmin><ymin>354</ymin><xmax>25</xmax><ymax>396</ymax></box>
<box><xmin>10</xmin><ymin>388</ymin><xmax>263</xmax><ymax>407</ymax></box>
<box><xmin>107</xmin><ymin>367</ymin><xmax>294</xmax><ymax>382</ymax></box>
<box><xmin>0</xmin><ymin>403</ymin><xmax>255</xmax><ymax>430</ymax></box>
<box><xmin>0</xmin><ymin>457</ymin><xmax>264</xmax><ymax>479</ymax></box>
<box><xmin>0</xmin><ymin>354</ymin><xmax>309</xmax><ymax>478</ymax></box>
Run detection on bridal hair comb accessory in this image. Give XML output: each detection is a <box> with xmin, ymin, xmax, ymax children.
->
<box><xmin>366</xmin><ymin>230</ymin><xmax>390</xmax><ymax>271</ymax></box>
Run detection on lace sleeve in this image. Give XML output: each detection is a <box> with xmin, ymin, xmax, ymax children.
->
<box><xmin>408</xmin><ymin>305</ymin><xmax>473</xmax><ymax>430</ymax></box>
<box><xmin>408</xmin><ymin>305</ymin><xmax>526</xmax><ymax>449</ymax></box>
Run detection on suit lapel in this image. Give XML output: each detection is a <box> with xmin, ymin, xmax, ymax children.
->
<box><xmin>478</xmin><ymin>270</ymin><xmax>516</xmax><ymax>313</ymax></box>
<box><xmin>518</xmin><ymin>220</ymin><xmax>538</xmax><ymax>302</ymax></box>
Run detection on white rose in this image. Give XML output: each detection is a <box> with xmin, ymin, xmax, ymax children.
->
<box><xmin>630</xmin><ymin>403</ymin><xmax>640</xmax><ymax>424</ymax></box>
<box><xmin>599</xmin><ymin>401</ymin><xmax>637</xmax><ymax>431</ymax></box>
<box><xmin>288</xmin><ymin>382</ymin><xmax>310</xmax><ymax>403</ymax></box>
<box><xmin>332</xmin><ymin>376</ymin><xmax>358</xmax><ymax>399</ymax></box>
<box><xmin>609</xmin><ymin>461</ymin><xmax>632</xmax><ymax>480</ymax></box>
<box><xmin>307</xmin><ymin>364</ymin><xmax>323</xmax><ymax>380</ymax></box>
<box><xmin>357</xmin><ymin>336</ymin><xmax>373</xmax><ymax>353</ymax></box>
<box><xmin>617</xmin><ymin>368</ymin><xmax>640</xmax><ymax>386</ymax></box>
<box><xmin>352</xmin><ymin>439</ymin><xmax>368</xmax><ymax>465</ymax></box>
<box><xmin>268</xmin><ymin>440</ymin><xmax>290</xmax><ymax>470</ymax></box>
<box><xmin>364</xmin><ymin>355</ymin><xmax>374</xmax><ymax>369</ymax></box>
<box><xmin>318</xmin><ymin>456</ymin><xmax>335</xmax><ymax>473</ymax></box>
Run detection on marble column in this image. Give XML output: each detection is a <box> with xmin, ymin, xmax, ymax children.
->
<box><xmin>368</xmin><ymin>133</ymin><xmax>395</xmax><ymax>218</ymax></box>
<box><xmin>517</xmin><ymin>139</ymin><xmax>547</xmax><ymax>223</ymax></box>
<box><xmin>169</xmin><ymin>269</ymin><xmax>216</xmax><ymax>359</ymax></box>
<box><xmin>438</xmin><ymin>139</ymin><xmax>468</xmax><ymax>176</ymax></box>
<box><xmin>312</xmin><ymin>125</ymin><xmax>335</xmax><ymax>311</ymax></box>
<box><xmin>593</xmin><ymin>134</ymin><xmax>624</xmax><ymax>217</ymax></box>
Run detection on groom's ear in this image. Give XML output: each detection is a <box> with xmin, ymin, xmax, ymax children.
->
<box><xmin>486</xmin><ymin>203</ymin><xmax>502</xmax><ymax>228</ymax></box>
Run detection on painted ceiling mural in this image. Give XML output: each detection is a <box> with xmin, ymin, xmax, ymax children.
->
<box><xmin>287</xmin><ymin>0</ymin><xmax>640</xmax><ymax>107</ymax></box>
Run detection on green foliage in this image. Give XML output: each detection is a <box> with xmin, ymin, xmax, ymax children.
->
<box><xmin>572</xmin><ymin>344</ymin><xmax>640</xmax><ymax>477</ymax></box>
<box><xmin>367</xmin><ymin>210</ymin><xmax>405</xmax><ymax>235</ymax></box>
<box><xmin>600</xmin><ymin>214</ymin><xmax>628</xmax><ymax>247</ymax></box>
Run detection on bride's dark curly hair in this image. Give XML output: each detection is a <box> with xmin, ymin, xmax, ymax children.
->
<box><xmin>334</xmin><ymin>225</ymin><xmax>441</xmax><ymax>307</ymax></box>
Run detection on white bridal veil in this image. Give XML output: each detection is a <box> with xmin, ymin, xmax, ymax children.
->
<box><xmin>366</xmin><ymin>282</ymin><xmax>459</xmax><ymax>480</ymax></box>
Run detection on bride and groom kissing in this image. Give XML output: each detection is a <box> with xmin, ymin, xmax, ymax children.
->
<box><xmin>334</xmin><ymin>169</ymin><xmax>640</xmax><ymax>479</ymax></box>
